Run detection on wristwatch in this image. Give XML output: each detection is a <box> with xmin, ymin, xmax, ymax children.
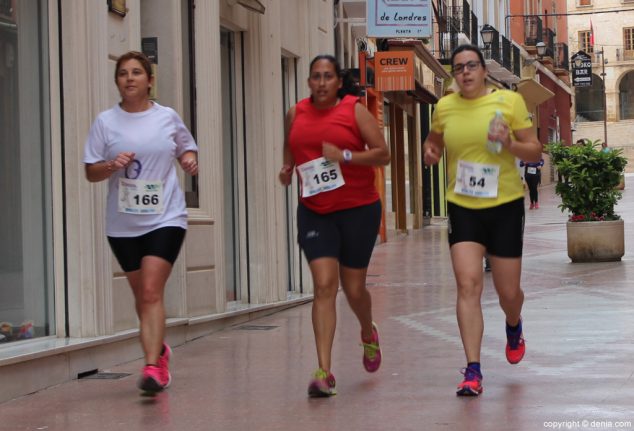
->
<box><xmin>342</xmin><ymin>149</ymin><xmax>352</xmax><ymax>164</ymax></box>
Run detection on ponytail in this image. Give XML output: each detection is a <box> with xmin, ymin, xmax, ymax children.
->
<box><xmin>338</xmin><ymin>69</ymin><xmax>361</xmax><ymax>97</ymax></box>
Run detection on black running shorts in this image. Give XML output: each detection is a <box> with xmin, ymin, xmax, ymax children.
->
<box><xmin>108</xmin><ymin>226</ymin><xmax>186</xmax><ymax>272</ymax></box>
<box><xmin>297</xmin><ymin>200</ymin><xmax>381</xmax><ymax>269</ymax></box>
<box><xmin>447</xmin><ymin>198</ymin><xmax>525</xmax><ymax>257</ymax></box>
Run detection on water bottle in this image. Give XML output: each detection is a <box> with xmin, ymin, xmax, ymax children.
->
<box><xmin>486</xmin><ymin>110</ymin><xmax>504</xmax><ymax>154</ymax></box>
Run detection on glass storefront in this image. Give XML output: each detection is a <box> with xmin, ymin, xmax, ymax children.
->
<box><xmin>0</xmin><ymin>0</ymin><xmax>54</xmax><ymax>344</ymax></box>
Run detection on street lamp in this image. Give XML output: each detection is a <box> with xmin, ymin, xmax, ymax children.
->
<box><xmin>480</xmin><ymin>24</ymin><xmax>495</xmax><ymax>45</ymax></box>
<box><xmin>480</xmin><ymin>24</ymin><xmax>495</xmax><ymax>58</ymax></box>
<box><xmin>524</xmin><ymin>41</ymin><xmax>547</xmax><ymax>66</ymax></box>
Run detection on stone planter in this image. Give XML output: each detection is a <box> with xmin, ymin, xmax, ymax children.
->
<box><xmin>566</xmin><ymin>219</ymin><xmax>625</xmax><ymax>262</ymax></box>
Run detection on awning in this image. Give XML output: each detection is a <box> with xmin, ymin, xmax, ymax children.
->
<box><xmin>516</xmin><ymin>78</ymin><xmax>554</xmax><ymax>107</ymax></box>
<box><xmin>226</xmin><ymin>0</ymin><xmax>265</xmax><ymax>14</ymax></box>
<box><xmin>412</xmin><ymin>82</ymin><xmax>438</xmax><ymax>104</ymax></box>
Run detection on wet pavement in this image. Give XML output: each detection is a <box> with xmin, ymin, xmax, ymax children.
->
<box><xmin>1</xmin><ymin>180</ymin><xmax>634</xmax><ymax>431</ymax></box>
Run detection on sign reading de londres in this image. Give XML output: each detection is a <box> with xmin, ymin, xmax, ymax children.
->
<box><xmin>367</xmin><ymin>0</ymin><xmax>432</xmax><ymax>38</ymax></box>
<box><xmin>571</xmin><ymin>51</ymin><xmax>592</xmax><ymax>88</ymax></box>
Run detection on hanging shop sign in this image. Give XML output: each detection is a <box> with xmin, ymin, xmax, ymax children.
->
<box><xmin>571</xmin><ymin>51</ymin><xmax>592</xmax><ymax>88</ymax></box>
<box><xmin>366</xmin><ymin>0</ymin><xmax>432</xmax><ymax>38</ymax></box>
<box><xmin>374</xmin><ymin>51</ymin><xmax>415</xmax><ymax>91</ymax></box>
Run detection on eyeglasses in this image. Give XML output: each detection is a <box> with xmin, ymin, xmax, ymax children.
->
<box><xmin>451</xmin><ymin>60</ymin><xmax>481</xmax><ymax>75</ymax></box>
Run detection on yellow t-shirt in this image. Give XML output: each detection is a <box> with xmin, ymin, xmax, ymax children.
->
<box><xmin>431</xmin><ymin>89</ymin><xmax>532</xmax><ymax>209</ymax></box>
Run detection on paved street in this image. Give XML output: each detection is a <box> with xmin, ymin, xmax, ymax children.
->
<box><xmin>1</xmin><ymin>180</ymin><xmax>634</xmax><ymax>431</ymax></box>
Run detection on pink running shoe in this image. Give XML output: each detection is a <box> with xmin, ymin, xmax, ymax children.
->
<box><xmin>138</xmin><ymin>365</ymin><xmax>169</xmax><ymax>393</ymax></box>
<box><xmin>307</xmin><ymin>368</ymin><xmax>337</xmax><ymax>397</ymax></box>
<box><xmin>156</xmin><ymin>342</ymin><xmax>172</xmax><ymax>388</ymax></box>
<box><xmin>505</xmin><ymin>317</ymin><xmax>526</xmax><ymax>364</ymax></box>
<box><xmin>361</xmin><ymin>322</ymin><xmax>382</xmax><ymax>373</ymax></box>
<box><xmin>456</xmin><ymin>367</ymin><xmax>483</xmax><ymax>396</ymax></box>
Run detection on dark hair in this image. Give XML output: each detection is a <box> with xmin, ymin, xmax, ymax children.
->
<box><xmin>309</xmin><ymin>54</ymin><xmax>360</xmax><ymax>97</ymax></box>
<box><xmin>450</xmin><ymin>44</ymin><xmax>486</xmax><ymax>70</ymax></box>
<box><xmin>114</xmin><ymin>51</ymin><xmax>153</xmax><ymax>83</ymax></box>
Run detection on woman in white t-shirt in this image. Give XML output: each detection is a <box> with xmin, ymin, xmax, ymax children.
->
<box><xmin>84</xmin><ymin>51</ymin><xmax>198</xmax><ymax>394</ymax></box>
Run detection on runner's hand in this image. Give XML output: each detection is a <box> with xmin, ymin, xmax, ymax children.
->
<box><xmin>322</xmin><ymin>142</ymin><xmax>343</xmax><ymax>162</ymax></box>
<box><xmin>279</xmin><ymin>165</ymin><xmax>293</xmax><ymax>186</ymax></box>
<box><xmin>424</xmin><ymin>143</ymin><xmax>441</xmax><ymax>166</ymax></box>
<box><xmin>111</xmin><ymin>152</ymin><xmax>135</xmax><ymax>171</ymax></box>
<box><xmin>180</xmin><ymin>155</ymin><xmax>198</xmax><ymax>175</ymax></box>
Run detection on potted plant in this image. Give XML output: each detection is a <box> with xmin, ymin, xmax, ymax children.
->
<box><xmin>546</xmin><ymin>139</ymin><xmax>628</xmax><ymax>262</ymax></box>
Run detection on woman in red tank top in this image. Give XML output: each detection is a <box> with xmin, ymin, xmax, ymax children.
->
<box><xmin>279</xmin><ymin>55</ymin><xmax>390</xmax><ymax>397</ymax></box>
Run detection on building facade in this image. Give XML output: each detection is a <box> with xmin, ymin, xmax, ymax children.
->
<box><xmin>509</xmin><ymin>0</ymin><xmax>573</xmax><ymax>183</ymax></box>
<box><xmin>438</xmin><ymin>0</ymin><xmax>572</xmax><ymax>183</ymax></box>
<box><xmin>567</xmin><ymin>0</ymin><xmax>634</xmax><ymax>170</ymax></box>
<box><xmin>0</xmin><ymin>0</ymin><xmax>333</xmax><ymax>402</ymax></box>
<box><xmin>336</xmin><ymin>1</ymin><xmax>450</xmax><ymax>230</ymax></box>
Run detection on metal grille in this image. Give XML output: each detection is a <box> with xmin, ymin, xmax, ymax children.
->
<box><xmin>79</xmin><ymin>371</ymin><xmax>131</xmax><ymax>380</ymax></box>
<box><xmin>235</xmin><ymin>325</ymin><xmax>278</xmax><ymax>331</ymax></box>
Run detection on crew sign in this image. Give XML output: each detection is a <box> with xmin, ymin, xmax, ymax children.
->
<box><xmin>374</xmin><ymin>51</ymin><xmax>415</xmax><ymax>91</ymax></box>
<box><xmin>367</xmin><ymin>0</ymin><xmax>432</xmax><ymax>38</ymax></box>
<box><xmin>571</xmin><ymin>51</ymin><xmax>592</xmax><ymax>88</ymax></box>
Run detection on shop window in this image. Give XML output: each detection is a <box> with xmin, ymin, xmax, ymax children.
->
<box><xmin>183</xmin><ymin>0</ymin><xmax>198</xmax><ymax>207</ymax></box>
<box><xmin>220</xmin><ymin>28</ymin><xmax>248</xmax><ymax>303</ymax></box>
<box><xmin>0</xmin><ymin>0</ymin><xmax>55</xmax><ymax>344</ymax></box>
<box><xmin>281</xmin><ymin>56</ymin><xmax>305</xmax><ymax>293</ymax></box>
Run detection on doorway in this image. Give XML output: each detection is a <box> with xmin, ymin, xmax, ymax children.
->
<box><xmin>220</xmin><ymin>28</ymin><xmax>248</xmax><ymax>302</ymax></box>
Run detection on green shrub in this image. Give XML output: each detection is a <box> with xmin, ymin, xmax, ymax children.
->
<box><xmin>546</xmin><ymin>139</ymin><xmax>627</xmax><ymax>222</ymax></box>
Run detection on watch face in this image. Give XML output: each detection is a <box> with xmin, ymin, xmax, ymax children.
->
<box><xmin>344</xmin><ymin>150</ymin><xmax>352</xmax><ymax>162</ymax></box>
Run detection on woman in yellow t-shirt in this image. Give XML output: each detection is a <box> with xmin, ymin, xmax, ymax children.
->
<box><xmin>423</xmin><ymin>44</ymin><xmax>542</xmax><ymax>396</ymax></box>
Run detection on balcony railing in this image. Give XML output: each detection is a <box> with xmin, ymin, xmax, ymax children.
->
<box><xmin>554</xmin><ymin>43</ymin><xmax>569</xmax><ymax>70</ymax></box>
<box><xmin>437</xmin><ymin>1</ymin><xmax>475</xmax><ymax>62</ymax></box>
<box><xmin>616</xmin><ymin>47</ymin><xmax>634</xmax><ymax>61</ymax></box>
<box><xmin>512</xmin><ymin>45</ymin><xmax>521</xmax><ymax>77</ymax></box>
<box><xmin>502</xmin><ymin>35</ymin><xmax>512</xmax><ymax>71</ymax></box>
<box><xmin>524</xmin><ymin>16</ymin><xmax>543</xmax><ymax>46</ymax></box>
<box><xmin>447</xmin><ymin>5</ymin><xmax>469</xmax><ymax>36</ymax></box>
<box><xmin>462</xmin><ymin>0</ymin><xmax>471</xmax><ymax>40</ymax></box>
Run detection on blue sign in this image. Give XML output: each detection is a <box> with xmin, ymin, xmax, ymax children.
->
<box><xmin>366</xmin><ymin>0</ymin><xmax>432</xmax><ymax>38</ymax></box>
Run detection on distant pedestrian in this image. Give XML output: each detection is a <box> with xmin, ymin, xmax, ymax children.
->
<box><xmin>521</xmin><ymin>158</ymin><xmax>544</xmax><ymax>209</ymax></box>
<box><xmin>279</xmin><ymin>54</ymin><xmax>390</xmax><ymax>397</ymax></box>
<box><xmin>423</xmin><ymin>44</ymin><xmax>542</xmax><ymax>396</ymax></box>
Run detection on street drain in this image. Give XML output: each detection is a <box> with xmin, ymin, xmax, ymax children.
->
<box><xmin>560</xmin><ymin>279</ymin><xmax>583</xmax><ymax>286</ymax></box>
<box><xmin>235</xmin><ymin>325</ymin><xmax>278</xmax><ymax>331</ymax></box>
<box><xmin>79</xmin><ymin>371</ymin><xmax>131</xmax><ymax>380</ymax></box>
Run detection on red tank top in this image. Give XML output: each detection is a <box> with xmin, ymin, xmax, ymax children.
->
<box><xmin>289</xmin><ymin>95</ymin><xmax>378</xmax><ymax>214</ymax></box>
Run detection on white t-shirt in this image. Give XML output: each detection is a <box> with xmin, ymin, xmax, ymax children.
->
<box><xmin>83</xmin><ymin>102</ymin><xmax>197</xmax><ymax>237</ymax></box>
